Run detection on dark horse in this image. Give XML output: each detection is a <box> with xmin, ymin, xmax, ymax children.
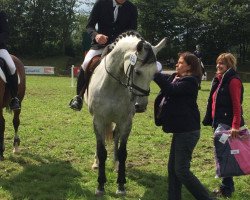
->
<box><xmin>0</xmin><ymin>55</ymin><xmax>25</xmax><ymax>160</ymax></box>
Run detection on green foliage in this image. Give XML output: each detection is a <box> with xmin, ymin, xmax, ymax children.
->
<box><xmin>133</xmin><ymin>0</ymin><xmax>250</xmax><ymax>65</ymax></box>
<box><xmin>1</xmin><ymin>0</ymin><xmax>250</xmax><ymax>66</ymax></box>
<box><xmin>197</xmin><ymin>0</ymin><xmax>250</xmax><ymax>63</ymax></box>
<box><xmin>4</xmin><ymin>0</ymin><xmax>79</xmax><ymax>57</ymax></box>
<box><xmin>0</xmin><ymin>76</ymin><xmax>249</xmax><ymax>199</ymax></box>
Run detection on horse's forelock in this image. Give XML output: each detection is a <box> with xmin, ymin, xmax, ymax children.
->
<box><xmin>136</xmin><ymin>40</ymin><xmax>144</xmax><ymax>52</ymax></box>
<box><xmin>139</xmin><ymin>43</ymin><xmax>157</xmax><ymax>65</ymax></box>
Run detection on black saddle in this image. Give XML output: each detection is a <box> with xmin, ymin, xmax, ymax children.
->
<box><xmin>0</xmin><ymin>57</ymin><xmax>11</xmax><ymax>84</ymax></box>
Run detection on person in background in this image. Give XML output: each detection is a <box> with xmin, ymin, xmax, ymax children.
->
<box><xmin>203</xmin><ymin>53</ymin><xmax>245</xmax><ymax>198</ymax></box>
<box><xmin>194</xmin><ymin>44</ymin><xmax>206</xmax><ymax>77</ymax></box>
<box><xmin>0</xmin><ymin>10</ymin><xmax>20</xmax><ymax>110</ymax></box>
<box><xmin>194</xmin><ymin>45</ymin><xmax>202</xmax><ymax>60</ymax></box>
<box><xmin>169</xmin><ymin>57</ymin><xmax>175</xmax><ymax>68</ymax></box>
<box><xmin>154</xmin><ymin>52</ymin><xmax>213</xmax><ymax>200</ymax></box>
<box><xmin>69</xmin><ymin>0</ymin><xmax>138</xmax><ymax>111</ymax></box>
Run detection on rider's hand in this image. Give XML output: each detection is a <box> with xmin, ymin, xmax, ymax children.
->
<box><xmin>95</xmin><ymin>34</ymin><xmax>108</xmax><ymax>45</ymax></box>
<box><xmin>231</xmin><ymin>128</ymin><xmax>240</xmax><ymax>139</ymax></box>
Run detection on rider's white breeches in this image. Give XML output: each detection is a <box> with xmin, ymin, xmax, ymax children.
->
<box><xmin>81</xmin><ymin>48</ymin><xmax>104</xmax><ymax>71</ymax></box>
<box><xmin>0</xmin><ymin>49</ymin><xmax>16</xmax><ymax>75</ymax></box>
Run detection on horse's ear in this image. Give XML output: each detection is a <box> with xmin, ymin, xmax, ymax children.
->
<box><xmin>136</xmin><ymin>40</ymin><xmax>144</xmax><ymax>52</ymax></box>
<box><xmin>152</xmin><ymin>37</ymin><xmax>167</xmax><ymax>55</ymax></box>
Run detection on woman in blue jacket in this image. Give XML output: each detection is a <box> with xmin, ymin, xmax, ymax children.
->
<box><xmin>154</xmin><ymin>52</ymin><xmax>213</xmax><ymax>200</ymax></box>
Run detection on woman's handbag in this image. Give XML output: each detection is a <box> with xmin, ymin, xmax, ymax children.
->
<box><xmin>214</xmin><ymin>123</ymin><xmax>250</xmax><ymax>177</ymax></box>
<box><xmin>154</xmin><ymin>91</ymin><xmax>167</xmax><ymax>126</ymax></box>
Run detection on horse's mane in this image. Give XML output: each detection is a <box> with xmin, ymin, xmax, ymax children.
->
<box><xmin>101</xmin><ymin>31</ymin><xmax>142</xmax><ymax>58</ymax></box>
<box><xmin>108</xmin><ymin>31</ymin><xmax>156</xmax><ymax>64</ymax></box>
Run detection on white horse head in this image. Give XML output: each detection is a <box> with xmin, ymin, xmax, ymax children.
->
<box><xmin>127</xmin><ymin>37</ymin><xmax>167</xmax><ymax>112</ymax></box>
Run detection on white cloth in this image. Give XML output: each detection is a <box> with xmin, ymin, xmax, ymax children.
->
<box><xmin>81</xmin><ymin>49</ymin><xmax>104</xmax><ymax>70</ymax></box>
<box><xmin>113</xmin><ymin>0</ymin><xmax>121</xmax><ymax>22</ymax></box>
<box><xmin>156</xmin><ymin>61</ymin><xmax>162</xmax><ymax>72</ymax></box>
<box><xmin>0</xmin><ymin>49</ymin><xmax>16</xmax><ymax>75</ymax></box>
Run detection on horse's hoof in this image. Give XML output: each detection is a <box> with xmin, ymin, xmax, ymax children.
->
<box><xmin>116</xmin><ymin>184</ymin><xmax>126</xmax><ymax>196</ymax></box>
<box><xmin>116</xmin><ymin>189</ymin><xmax>126</xmax><ymax>196</ymax></box>
<box><xmin>13</xmin><ymin>147</ymin><xmax>20</xmax><ymax>154</ymax></box>
<box><xmin>95</xmin><ymin>188</ymin><xmax>105</xmax><ymax>196</ymax></box>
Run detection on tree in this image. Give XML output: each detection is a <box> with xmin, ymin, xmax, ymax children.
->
<box><xmin>2</xmin><ymin>0</ymin><xmax>249</xmax><ymax>64</ymax></box>
<box><xmin>198</xmin><ymin>0</ymin><xmax>250</xmax><ymax>64</ymax></box>
<box><xmin>4</xmin><ymin>0</ymin><xmax>79</xmax><ymax>56</ymax></box>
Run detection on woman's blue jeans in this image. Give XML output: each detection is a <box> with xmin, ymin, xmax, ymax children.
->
<box><xmin>168</xmin><ymin>130</ymin><xmax>212</xmax><ymax>200</ymax></box>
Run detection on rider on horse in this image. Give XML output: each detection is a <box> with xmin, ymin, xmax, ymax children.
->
<box><xmin>0</xmin><ymin>10</ymin><xmax>20</xmax><ymax>110</ymax></box>
<box><xmin>69</xmin><ymin>0</ymin><xmax>138</xmax><ymax>111</ymax></box>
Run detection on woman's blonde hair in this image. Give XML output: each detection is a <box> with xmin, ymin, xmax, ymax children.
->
<box><xmin>216</xmin><ymin>53</ymin><xmax>237</xmax><ymax>70</ymax></box>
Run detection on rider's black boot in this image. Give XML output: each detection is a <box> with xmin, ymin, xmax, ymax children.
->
<box><xmin>8</xmin><ymin>71</ymin><xmax>21</xmax><ymax>110</ymax></box>
<box><xmin>69</xmin><ymin>69</ymin><xmax>85</xmax><ymax>111</ymax></box>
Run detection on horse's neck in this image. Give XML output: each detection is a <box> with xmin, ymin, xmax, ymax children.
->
<box><xmin>105</xmin><ymin>53</ymin><xmax>124</xmax><ymax>76</ymax></box>
<box><xmin>104</xmin><ymin>38</ymin><xmax>136</xmax><ymax>77</ymax></box>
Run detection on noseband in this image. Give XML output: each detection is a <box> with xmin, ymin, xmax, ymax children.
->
<box><xmin>104</xmin><ymin>52</ymin><xmax>150</xmax><ymax>97</ymax></box>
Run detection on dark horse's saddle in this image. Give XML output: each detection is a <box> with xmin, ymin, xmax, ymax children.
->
<box><xmin>0</xmin><ymin>58</ymin><xmax>7</xmax><ymax>75</ymax></box>
<box><xmin>0</xmin><ymin>57</ymin><xmax>11</xmax><ymax>83</ymax></box>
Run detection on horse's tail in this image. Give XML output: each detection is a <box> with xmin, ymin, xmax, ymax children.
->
<box><xmin>105</xmin><ymin>123</ymin><xmax>115</xmax><ymax>142</ymax></box>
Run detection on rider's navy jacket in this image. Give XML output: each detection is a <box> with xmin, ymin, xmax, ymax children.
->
<box><xmin>86</xmin><ymin>0</ymin><xmax>138</xmax><ymax>50</ymax></box>
<box><xmin>154</xmin><ymin>72</ymin><xmax>201</xmax><ymax>133</ymax></box>
<box><xmin>0</xmin><ymin>11</ymin><xmax>9</xmax><ymax>49</ymax></box>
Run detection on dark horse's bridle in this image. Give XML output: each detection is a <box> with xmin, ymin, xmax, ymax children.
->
<box><xmin>104</xmin><ymin>52</ymin><xmax>150</xmax><ymax>97</ymax></box>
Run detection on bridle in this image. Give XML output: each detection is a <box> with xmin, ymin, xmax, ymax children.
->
<box><xmin>104</xmin><ymin>52</ymin><xmax>150</xmax><ymax>97</ymax></box>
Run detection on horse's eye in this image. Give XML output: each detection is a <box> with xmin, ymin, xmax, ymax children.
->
<box><xmin>134</xmin><ymin>69</ymin><xmax>141</xmax><ymax>76</ymax></box>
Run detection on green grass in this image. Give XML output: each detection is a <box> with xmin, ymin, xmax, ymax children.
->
<box><xmin>0</xmin><ymin>76</ymin><xmax>249</xmax><ymax>200</ymax></box>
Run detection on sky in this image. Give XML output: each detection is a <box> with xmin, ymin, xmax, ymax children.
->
<box><xmin>77</xmin><ymin>1</ymin><xmax>94</xmax><ymax>13</ymax></box>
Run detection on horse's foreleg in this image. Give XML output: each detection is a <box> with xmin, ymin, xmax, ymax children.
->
<box><xmin>13</xmin><ymin>110</ymin><xmax>21</xmax><ymax>153</ymax></box>
<box><xmin>116</xmin><ymin>119</ymin><xmax>131</xmax><ymax>196</ymax></box>
<box><xmin>95</xmin><ymin>139</ymin><xmax>107</xmax><ymax>196</ymax></box>
<box><xmin>113</xmin><ymin>127</ymin><xmax>119</xmax><ymax>172</ymax></box>
<box><xmin>0</xmin><ymin>112</ymin><xmax>5</xmax><ymax>160</ymax></box>
<box><xmin>116</xmin><ymin>139</ymin><xmax>128</xmax><ymax>195</ymax></box>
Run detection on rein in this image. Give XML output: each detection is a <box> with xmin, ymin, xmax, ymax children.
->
<box><xmin>104</xmin><ymin>53</ymin><xmax>150</xmax><ymax>97</ymax></box>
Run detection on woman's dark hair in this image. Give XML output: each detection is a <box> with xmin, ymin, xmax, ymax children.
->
<box><xmin>178</xmin><ymin>52</ymin><xmax>202</xmax><ymax>79</ymax></box>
